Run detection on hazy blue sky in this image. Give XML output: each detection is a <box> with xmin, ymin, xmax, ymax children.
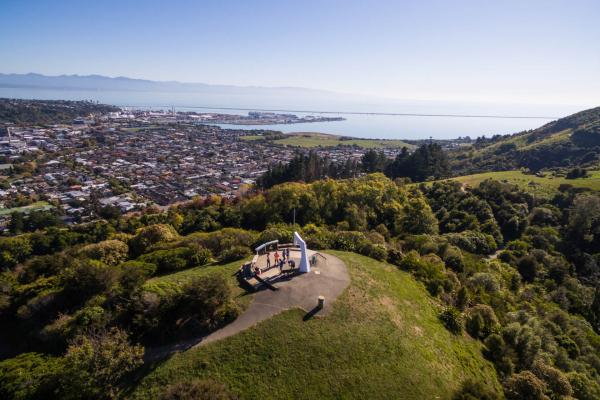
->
<box><xmin>1</xmin><ymin>0</ymin><xmax>599</xmax><ymax>105</ymax></box>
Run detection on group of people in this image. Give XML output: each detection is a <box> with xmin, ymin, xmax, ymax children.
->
<box><xmin>265</xmin><ymin>248</ymin><xmax>294</xmax><ymax>272</ymax></box>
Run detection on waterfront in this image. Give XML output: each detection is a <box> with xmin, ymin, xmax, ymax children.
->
<box><xmin>0</xmin><ymin>87</ymin><xmax>585</xmax><ymax>139</ymax></box>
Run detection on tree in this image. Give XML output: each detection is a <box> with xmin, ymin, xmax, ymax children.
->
<box><xmin>129</xmin><ymin>224</ymin><xmax>179</xmax><ymax>257</ymax></box>
<box><xmin>504</xmin><ymin>371</ymin><xmax>547</xmax><ymax>400</ymax></box>
<box><xmin>531</xmin><ymin>360</ymin><xmax>572</xmax><ymax>398</ymax></box>
<box><xmin>399</xmin><ymin>197</ymin><xmax>438</xmax><ymax>235</ymax></box>
<box><xmin>361</xmin><ymin>149</ymin><xmax>388</xmax><ymax>173</ymax></box>
<box><xmin>79</xmin><ymin>240</ymin><xmax>129</xmax><ymax>266</ymax></box>
<box><xmin>386</xmin><ymin>143</ymin><xmax>450</xmax><ymax>182</ymax></box>
<box><xmin>0</xmin><ymin>352</ymin><xmax>63</xmax><ymax>400</ymax></box>
<box><xmin>8</xmin><ymin>212</ymin><xmax>24</xmax><ymax>234</ymax></box>
<box><xmin>180</xmin><ymin>274</ymin><xmax>235</xmax><ymax>330</ymax></box>
<box><xmin>60</xmin><ymin>328</ymin><xmax>144</xmax><ymax>400</ymax></box>
<box><xmin>439</xmin><ymin>307</ymin><xmax>463</xmax><ymax>334</ymax></box>
<box><xmin>517</xmin><ymin>255</ymin><xmax>538</xmax><ymax>283</ymax></box>
<box><xmin>62</xmin><ymin>260</ymin><xmax>118</xmax><ymax>303</ymax></box>
<box><xmin>465</xmin><ymin>304</ymin><xmax>499</xmax><ymax>340</ymax></box>
<box><xmin>591</xmin><ymin>287</ymin><xmax>600</xmax><ymax>331</ymax></box>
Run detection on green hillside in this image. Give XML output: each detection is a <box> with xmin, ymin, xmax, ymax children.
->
<box><xmin>449</xmin><ymin>106</ymin><xmax>600</xmax><ymax>174</ymax></box>
<box><xmin>130</xmin><ymin>252</ymin><xmax>500</xmax><ymax>400</ymax></box>
<box><xmin>443</xmin><ymin>169</ymin><xmax>600</xmax><ymax>198</ymax></box>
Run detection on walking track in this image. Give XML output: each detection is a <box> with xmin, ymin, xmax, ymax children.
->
<box><xmin>145</xmin><ymin>252</ymin><xmax>349</xmax><ymax>361</ymax></box>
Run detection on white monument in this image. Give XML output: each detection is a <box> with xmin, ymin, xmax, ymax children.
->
<box><xmin>294</xmin><ymin>231</ymin><xmax>310</xmax><ymax>273</ymax></box>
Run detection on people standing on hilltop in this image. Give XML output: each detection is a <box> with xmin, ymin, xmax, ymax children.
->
<box><xmin>266</xmin><ymin>252</ymin><xmax>271</xmax><ymax>269</ymax></box>
<box><xmin>274</xmin><ymin>250</ymin><xmax>280</xmax><ymax>265</ymax></box>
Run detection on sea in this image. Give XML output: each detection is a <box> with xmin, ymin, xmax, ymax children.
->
<box><xmin>0</xmin><ymin>87</ymin><xmax>588</xmax><ymax>140</ymax></box>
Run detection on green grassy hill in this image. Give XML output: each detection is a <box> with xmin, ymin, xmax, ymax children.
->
<box><xmin>243</xmin><ymin>131</ymin><xmax>414</xmax><ymax>149</ymax></box>
<box><xmin>449</xmin><ymin>106</ymin><xmax>600</xmax><ymax>174</ymax></box>
<box><xmin>130</xmin><ymin>252</ymin><xmax>499</xmax><ymax>399</ymax></box>
<box><xmin>441</xmin><ymin>169</ymin><xmax>600</xmax><ymax>198</ymax></box>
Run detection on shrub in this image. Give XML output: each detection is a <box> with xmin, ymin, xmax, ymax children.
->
<box><xmin>453</xmin><ymin>379</ymin><xmax>501</xmax><ymax>400</ymax></box>
<box><xmin>139</xmin><ymin>247</ymin><xmax>203</xmax><ymax>274</ymax></box>
<box><xmin>331</xmin><ymin>231</ymin><xmax>368</xmax><ymax>252</ymax></box>
<box><xmin>456</xmin><ymin>286</ymin><xmax>470</xmax><ymax>311</ymax></box>
<box><xmin>443</xmin><ymin>246</ymin><xmax>464</xmax><ymax>272</ymax></box>
<box><xmin>0</xmin><ymin>352</ymin><xmax>63</xmax><ymax>400</ymax></box>
<box><xmin>62</xmin><ymin>260</ymin><xmax>118</xmax><ymax>302</ymax></box>
<box><xmin>0</xmin><ymin>236</ymin><xmax>32</xmax><ymax>269</ymax></box>
<box><xmin>129</xmin><ymin>224</ymin><xmax>179</xmax><ymax>256</ymax></box>
<box><xmin>403</xmin><ymin>234</ymin><xmax>440</xmax><ymax>255</ymax></box>
<box><xmin>59</xmin><ymin>328</ymin><xmax>144</xmax><ymax>399</ymax></box>
<box><xmin>531</xmin><ymin>360</ymin><xmax>572</xmax><ymax>398</ymax></box>
<box><xmin>439</xmin><ymin>307</ymin><xmax>463</xmax><ymax>334</ymax></box>
<box><xmin>161</xmin><ymin>378</ymin><xmax>238</xmax><ymax>400</ymax></box>
<box><xmin>256</xmin><ymin>223</ymin><xmax>294</xmax><ymax>245</ymax></box>
<box><xmin>468</xmin><ymin>272</ymin><xmax>500</xmax><ymax>294</ymax></box>
<box><xmin>567</xmin><ymin>372</ymin><xmax>600</xmax><ymax>400</ymax></box>
<box><xmin>445</xmin><ymin>231</ymin><xmax>497</xmax><ymax>255</ymax></box>
<box><xmin>399</xmin><ymin>197</ymin><xmax>439</xmax><ymax>235</ymax></box>
<box><xmin>218</xmin><ymin>246</ymin><xmax>251</xmax><ymax>263</ymax></box>
<box><xmin>185</xmin><ymin>228</ymin><xmax>257</xmax><ymax>255</ymax></box>
<box><xmin>386</xmin><ymin>248</ymin><xmax>404</xmax><ymax>266</ymax></box>
<box><xmin>483</xmin><ymin>333</ymin><xmax>514</xmax><ymax>376</ymax></box>
<box><xmin>117</xmin><ymin>261</ymin><xmax>155</xmax><ymax>293</ymax></box>
<box><xmin>301</xmin><ymin>224</ymin><xmax>333</xmax><ymax>249</ymax></box>
<box><xmin>397</xmin><ymin>251</ymin><xmax>447</xmax><ymax>295</ymax></box>
<box><xmin>179</xmin><ymin>274</ymin><xmax>235</xmax><ymax>330</ymax></box>
<box><xmin>504</xmin><ymin>370</ymin><xmax>547</xmax><ymax>400</ymax></box>
<box><xmin>465</xmin><ymin>304</ymin><xmax>499</xmax><ymax>340</ymax></box>
<box><xmin>78</xmin><ymin>239</ymin><xmax>129</xmax><ymax>266</ymax></box>
<box><xmin>187</xmin><ymin>244</ymin><xmax>213</xmax><ymax>266</ymax></box>
<box><xmin>517</xmin><ymin>255</ymin><xmax>538</xmax><ymax>282</ymax></box>
<box><xmin>566</xmin><ymin>167</ymin><xmax>587</xmax><ymax>179</ymax></box>
<box><xmin>361</xmin><ymin>242</ymin><xmax>388</xmax><ymax>261</ymax></box>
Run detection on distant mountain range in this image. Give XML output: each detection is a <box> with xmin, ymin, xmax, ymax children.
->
<box><xmin>0</xmin><ymin>73</ymin><xmax>334</xmax><ymax>96</ymax></box>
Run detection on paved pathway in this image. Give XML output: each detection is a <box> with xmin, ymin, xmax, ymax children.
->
<box><xmin>198</xmin><ymin>252</ymin><xmax>349</xmax><ymax>345</ymax></box>
<box><xmin>145</xmin><ymin>252</ymin><xmax>349</xmax><ymax>361</ymax></box>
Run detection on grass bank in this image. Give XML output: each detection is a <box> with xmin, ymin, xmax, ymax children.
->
<box><xmin>447</xmin><ymin>169</ymin><xmax>600</xmax><ymax>197</ymax></box>
<box><xmin>130</xmin><ymin>251</ymin><xmax>499</xmax><ymax>399</ymax></box>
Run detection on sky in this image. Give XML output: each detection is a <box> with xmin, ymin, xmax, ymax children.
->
<box><xmin>1</xmin><ymin>0</ymin><xmax>599</xmax><ymax>106</ymax></box>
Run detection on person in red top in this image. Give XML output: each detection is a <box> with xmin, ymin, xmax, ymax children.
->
<box><xmin>274</xmin><ymin>251</ymin><xmax>280</xmax><ymax>264</ymax></box>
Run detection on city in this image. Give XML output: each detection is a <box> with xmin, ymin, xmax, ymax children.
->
<box><xmin>0</xmin><ymin>107</ymin><xmax>391</xmax><ymax>228</ymax></box>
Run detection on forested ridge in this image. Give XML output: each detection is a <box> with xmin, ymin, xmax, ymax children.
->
<box><xmin>449</xmin><ymin>106</ymin><xmax>600</xmax><ymax>174</ymax></box>
<box><xmin>0</xmin><ymin>98</ymin><xmax>118</xmax><ymax>125</ymax></box>
<box><xmin>1</xmin><ymin>173</ymin><xmax>600</xmax><ymax>399</ymax></box>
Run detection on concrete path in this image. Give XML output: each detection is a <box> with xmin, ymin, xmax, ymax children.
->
<box><xmin>198</xmin><ymin>252</ymin><xmax>349</xmax><ymax>346</ymax></box>
<box><xmin>145</xmin><ymin>252</ymin><xmax>349</xmax><ymax>361</ymax></box>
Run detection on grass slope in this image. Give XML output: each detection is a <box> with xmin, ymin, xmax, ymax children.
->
<box><xmin>447</xmin><ymin>169</ymin><xmax>600</xmax><ymax>197</ymax></box>
<box><xmin>131</xmin><ymin>252</ymin><xmax>499</xmax><ymax>399</ymax></box>
<box><xmin>244</xmin><ymin>132</ymin><xmax>414</xmax><ymax>149</ymax></box>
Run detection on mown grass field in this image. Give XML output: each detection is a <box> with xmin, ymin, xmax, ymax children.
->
<box><xmin>446</xmin><ymin>170</ymin><xmax>600</xmax><ymax>197</ymax></box>
<box><xmin>0</xmin><ymin>201</ymin><xmax>52</xmax><ymax>217</ymax></box>
<box><xmin>130</xmin><ymin>251</ymin><xmax>499</xmax><ymax>400</ymax></box>
<box><xmin>243</xmin><ymin>132</ymin><xmax>414</xmax><ymax>149</ymax></box>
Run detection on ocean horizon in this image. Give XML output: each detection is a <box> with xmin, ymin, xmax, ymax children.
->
<box><xmin>0</xmin><ymin>87</ymin><xmax>586</xmax><ymax>140</ymax></box>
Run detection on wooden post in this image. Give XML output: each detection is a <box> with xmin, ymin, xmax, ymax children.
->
<box><xmin>318</xmin><ymin>295</ymin><xmax>325</xmax><ymax>309</ymax></box>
